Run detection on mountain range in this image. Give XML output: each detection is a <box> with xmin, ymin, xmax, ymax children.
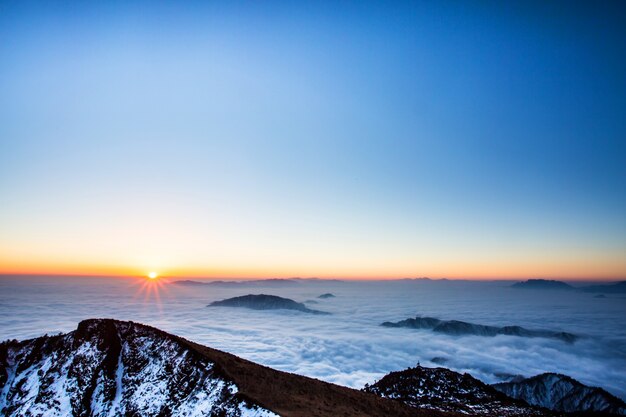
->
<box><xmin>172</xmin><ymin>279</ymin><xmax>301</xmax><ymax>288</ymax></box>
<box><xmin>1</xmin><ymin>319</ymin><xmax>623</xmax><ymax>416</ymax></box>
<box><xmin>512</xmin><ymin>279</ymin><xmax>626</xmax><ymax>293</ymax></box>
<box><xmin>381</xmin><ymin>316</ymin><xmax>578</xmax><ymax>343</ymax></box>
<box><xmin>0</xmin><ymin>319</ymin><xmax>428</xmax><ymax>417</ymax></box>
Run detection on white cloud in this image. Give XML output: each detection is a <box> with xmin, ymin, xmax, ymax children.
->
<box><xmin>1</xmin><ymin>277</ymin><xmax>625</xmax><ymax>400</ymax></box>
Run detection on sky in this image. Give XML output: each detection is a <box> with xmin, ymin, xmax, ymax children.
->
<box><xmin>1</xmin><ymin>1</ymin><xmax>625</xmax><ymax>279</ymax></box>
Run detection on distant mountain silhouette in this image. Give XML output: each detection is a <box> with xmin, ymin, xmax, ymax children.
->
<box><xmin>171</xmin><ymin>279</ymin><xmax>209</xmax><ymax>286</ymax></box>
<box><xmin>511</xmin><ymin>280</ymin><xmax>574</xmax><ymax>290</ymax></box>
<box><xmin>578</xmin><ymin>281</ymin><xmax>626</xmax><ymax>294</ymax></box>
<box><xmin>511</xmin><ymin>279</ymin><xmax>626</xmax><ymax>295</ymax></box>
<box><xmin>493</xmin><ymin>373</ymin><xmax>626</xmax><ymax>414</ymax></box>
<box><xmin>208</xmin><ymin>294</ymin><xmax>330</xmax><ymax>314</ymax></box>
<box><xmin>318</xmin><ymin>293</ymin><xmax>335</xmax><ymax>299</ymax></box>
<box><xmin>381</xmin><ymin>316</ymin><xmax>577</xmax><ymax>343</ymax></box>
<box><xmin>172</xmin><ymin>279</ymin><xmax>300</xmax><ymax>287</ymax></box>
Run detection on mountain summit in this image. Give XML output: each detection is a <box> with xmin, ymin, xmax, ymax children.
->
<box><xmin>363</xmin><ymin>365</ymin><xmax>548</xmax><ymax>416</ymax></box>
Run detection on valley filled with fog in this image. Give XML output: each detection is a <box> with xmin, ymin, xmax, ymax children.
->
<box><xmin>1</xmin><ymin>276</ymin><xmax>625</xmax><ymax>399</ymax></box>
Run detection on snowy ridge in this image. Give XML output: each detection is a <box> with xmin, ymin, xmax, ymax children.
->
<box><xmin>363</xmin><ymin>365</ymin><xmax>550</xmax><ymax>416</ymax></box>
<box><xmin>0</xmin><ymin>319</ymin><xmax>277</xmax><ymax>417</ymax></box>
<box><xmin>493</xmin><ymin>373</ymin><xmax>626</xmax><ymax>415</ymax></box>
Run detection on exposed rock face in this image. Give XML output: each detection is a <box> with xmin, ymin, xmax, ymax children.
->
<box><xmin>363</xmin><ymin>365</ymin><xmax>549</xmax><ymax>416</ymax></box>
<box><xmin>0</xmin><ymin>319</ymin><xmax>450</xmax><ymax>417</ymax></box>
<box><xmin>492</xmin><ymin>373</ymin><xmax>626</xmax><ymax>415</ymax></box>
<box><xmin>0</xmin><ymin>319</ymin><xmax>276</xmax><ymax>417</ymax></box>
<box><xmin>208</xmin><ymin>294</ymin><xmax>330</xmax><ymax>314</ymax></box>
<box><xmin>381</xmin><ymin>316</ymin><xmax>577</xmax><ymax>343</ymax></box>
<box><xmin>511</xmin><ymin>280</ymin><xmax>574</xmax><ymax>290</ymax></box>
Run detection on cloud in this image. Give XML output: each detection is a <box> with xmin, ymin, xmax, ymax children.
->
<box><xmin>1</xmin><ymin>277</ymin><xmax>625</xmax><ymax>399</ymax></box>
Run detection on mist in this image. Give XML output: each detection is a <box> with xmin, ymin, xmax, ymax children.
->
<box><xmin>1</xmin><ymin>276</ymin><xmax>624</xmax><ymax>399</ymax></box>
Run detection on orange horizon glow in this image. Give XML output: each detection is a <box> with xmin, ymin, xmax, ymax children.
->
<box><xmin>0</xmin><ymin>262</ymin><xmax>624</xmax><ymax>282</ymax></box>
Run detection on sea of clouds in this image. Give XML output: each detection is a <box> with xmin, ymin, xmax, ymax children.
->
<box><xmin>1</xmin><ymin>276</ymin><xmax>625</xmax><ymax>399</ymax></box>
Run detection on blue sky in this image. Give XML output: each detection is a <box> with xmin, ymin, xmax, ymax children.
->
<box><xmin>1</xmin><ymin>1</ymin><xmax>625</xmax><ymax>278</ymax></box>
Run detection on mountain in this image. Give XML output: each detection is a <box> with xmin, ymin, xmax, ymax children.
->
<box><xmin>0</xmin><ymin>319</ymin><xmax>276</xmax><ymax>417</ymax></box>
<box><xmin>381</xmin><ymin>316</ymin><xmax>578</xmax><ymax>343</ymax></box>
<box><xmin>208</xmin><ymin>294</ymin><xmax>330</xmax><ymax>314</ymax></box>
<box><xmin>362</xmin><ymin>365</ymin><xmax>548</xmax><ymax>416</ymax></box>
<box><xmin>171</xmin><ymin>279</ymin><xmax>210</xmax><ymax>286</ymax></box>
<box><xmin>172</xmin><ymin>279</ymin><xmax>300</xmax><ymax>287</ymax></box>
<box><xmin>318</xmin><ymin>293</ymin><xmax>335</xmax><ymax>299</ymax></box>
<box><xmin>511</xmin><ymin>280</ymin><xmax>574</xmax><ymax>290</ymax></box>
<box><xmin>578</xmin><ymin>281</ymin><xmax>626</xmax><ymax>294</ymax></box>
<box><xmin>510</xmin><ymin>280</ymin><xmax>626</xmax><ymax>294</ymax></box>
<box><xmin>0</xmin><ymin>319</ymin><xmax>445</xmax><ymax>417</ymax></box>
<box><xmin>493</xmin><ymin>373</ymin><xmax>626</xmax><ymax>415</ymax></box>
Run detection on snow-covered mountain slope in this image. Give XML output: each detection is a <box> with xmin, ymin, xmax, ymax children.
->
<box><xmin>0</xmin><ymin>319</ymin><xmax>445</xmax><ymax>417</ymax></box>
<box><xmin>363</xmin><ymin>365</ymin><xmax>551</xmax><ymax>416</ymax></box>
<box><xmin>0</xmin><ymin>319</ymin><xmax>276</xmax><ymax>417</ymax></box>
<box><xmin>492</xmin><ymin>373</ymin><xmax>626</xmax><ymax>415</ymax></box>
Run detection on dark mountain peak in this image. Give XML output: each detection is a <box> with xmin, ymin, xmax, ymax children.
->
<box><xmin>382</xmin><ymin>316</ymin><xmax>577</xmax><ymax>343</ymax></box>
<box><xmin>208</xmin><ymin>294</ymin><xmax>330</xmax><ymax>314</ymax></box>
<box><xmin>511</xmin><ymin>280</ymin><xmax>574</xmax><ymax>290</ymax></box>
<box><xmin>1</xmin><ymin>319</ymin><xmax>447</xmax><ymax>417</ymax></box>
<box><xmin>363</xmin><ymin>365</ymin><xmax>548</xmax><ymax>416</ymax></box>
<box><xmin>0</xmin><ymin>319</ymin><xmax>275</xmax><ymax>417</ymax></box>
<box><xmin>493</xmin><ymin>373</ymin><xmax>626</xmax><ymax>415</ymax></box>
<box><xmin>318</xmin><ymin>293</ymin><xmax>335</xmax><ymax>299</ymax></box>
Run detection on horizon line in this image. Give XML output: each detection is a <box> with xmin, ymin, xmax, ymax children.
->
<box><xmin>0</xmin><ymin>272</ymin><xmax>623</xmax><ymax>283</ymax></box>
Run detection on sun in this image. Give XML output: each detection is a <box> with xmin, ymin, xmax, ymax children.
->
<box><xmin>147</xmin><ymin>272</ymin><xmax>159</xmax><ymax>280</ymax></box>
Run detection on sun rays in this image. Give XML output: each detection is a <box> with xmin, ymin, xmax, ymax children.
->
<box><xmin>131</xmin><ymin>274</ymin><xmax>171</xmax><ymax>314</ymax></box>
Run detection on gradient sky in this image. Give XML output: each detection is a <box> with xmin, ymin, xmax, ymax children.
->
<box><xmin>1</xmin><ymin>1</ymin><xmax>625</xmax><ymax>279</ymax></box>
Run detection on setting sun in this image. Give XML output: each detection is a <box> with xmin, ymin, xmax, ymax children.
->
<box><xmin>147</xmin><ymin>272</ymin><xmax>158</xmax><ymax>280</ymax></box>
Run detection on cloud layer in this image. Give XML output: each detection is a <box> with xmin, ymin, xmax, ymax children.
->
<box><xmin>1</xmin><ymin>277</ymin><xmax>625</xmax><ymax>399</ymax></box>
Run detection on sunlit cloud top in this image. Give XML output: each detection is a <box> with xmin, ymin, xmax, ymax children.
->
<box><xmin>1</xmin><ymin>1</ymin><xmax>625</xmax><ymax>279</ymax></box>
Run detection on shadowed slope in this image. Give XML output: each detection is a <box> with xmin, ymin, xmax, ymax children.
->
<box><xmin>173</xmin><ymin>332</ymin><xmax>450</xmax><ymax>417</ymax></box>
